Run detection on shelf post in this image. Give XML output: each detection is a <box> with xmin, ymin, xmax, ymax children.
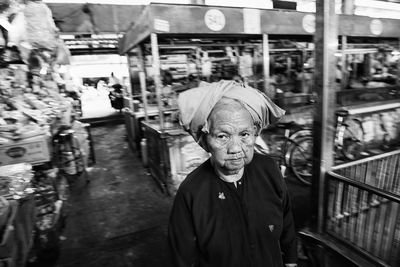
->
<box><xmin>312</xmin><ymin>0</ymin><xmax>338</xmax><ymax>234</ymax></box>
<box><xmin>151</xmin><ymin>33</ymin><xmax>164</xmax><ymax>130</ymax></box>
<box><xmin>340</xmin><ymin>36</ymin><xmax>347</xmax><ymax>91</ymax></box>
<box><xmin>262</xmin><ymin>34</ymin><xmax>273</xmax><ymax>98</ymax></box>
<box><xmin>137</xmin><ymin>46</ymin><xmax>149</xmax><ymax>122</ymax></box>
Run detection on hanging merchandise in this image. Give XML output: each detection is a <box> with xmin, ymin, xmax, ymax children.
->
<box><xmin>362</xmin><ymin>115</ymin><xmax>375</xmax><ymax>144</ymax></box>
<box><xmin>23</xmin><ymin>0</ymin><xmax>57</xmax><ymax>50</ymax></box>
<box><xmin>201</xmin><ymin>51</ymin><xmax>212</xmax><ymax>79</ymax></box>
<box><xmin>7</xmin><ymin>11</ymin><xmax>27</xmax><ymax>47</ymax></box>
<box><xmin>239</xmin><ymin>50</ymin><xmax>254</xmax><ymax>78</ymax></box>
<box><xmin>55</xmin><ymin>39</ymin><xmax>71</xmax><ymax>66</ymax></box>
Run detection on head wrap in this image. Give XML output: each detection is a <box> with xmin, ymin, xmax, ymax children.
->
<box><xmin>178</xmin><ymin>80</ymin><xmax>285</xmax><ymax>145</ymax></box>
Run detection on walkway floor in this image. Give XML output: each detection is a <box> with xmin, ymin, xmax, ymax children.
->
<box><xmin>56</xmin><ymin>123</ymin><xmax>174</xmax><ymax>267</ymax></box>
<box><xmin>42</xmin><ymin>122</ymin><xmax>311</xmax><ymax>267</ymax></box>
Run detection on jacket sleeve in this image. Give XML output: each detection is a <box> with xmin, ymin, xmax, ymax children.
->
<box><xmin>280</xmin><ymin>182</ymin><xmax>298</xmax><ymax>264</ymax></box>
<box><xmin>168</xmin><ymin>190</ymin><xmax>199</xmax><ymax>267</ymax></box>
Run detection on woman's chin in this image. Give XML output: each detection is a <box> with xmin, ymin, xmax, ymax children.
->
<box><xmin>223</xmin><ymin>163</ymin><xmax>245</xmax><ymax>174</ymax></box>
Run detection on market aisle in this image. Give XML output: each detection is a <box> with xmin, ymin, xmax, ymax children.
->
<box><xmin>55</xmin><ymin>123</ymin><xmax>174</xmax><ymax>267</ymax></box>
<box><xmin>50</xmin><ymin>122</ymin><xmax>310</xmax><ymax>267</ymax></box>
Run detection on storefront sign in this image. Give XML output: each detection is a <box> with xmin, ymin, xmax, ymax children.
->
<box><xmin>302</xmin><ymin>14</ymin><xmax>315</xmax><ymax>34</ymax></box>
<box><xmin>370</xmin><ymin>19</ymin><xmax>383</xmax><ymax>36</ymax></box>
<box><xmin>154</xmin><ymin>18</ymin><xmax>170</xmax><ymax>32</ymax></box>
<box><xmin>243</xmin><ymin>8</ymin><xmax>261</xmax><ymax>34</ymax></box>
<box><xmin>204</xmin><ymin>9</ymin><xmax>226</xmax><ymax>31</ymax></box>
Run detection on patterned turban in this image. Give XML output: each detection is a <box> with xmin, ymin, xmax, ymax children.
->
<box><xmin>178</xmin><ymin>80</ymin><xmax>285</xmax><ymax>145</ymax></box>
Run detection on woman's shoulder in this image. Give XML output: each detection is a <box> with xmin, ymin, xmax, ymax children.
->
<box><xmin>178</xmin><ymin>159</ymin><xmax>214</xmax><ymax>194</ymax></box>
<box><xmin>249</xmin><ymin>153</ymin><xmax>285</xmax><ymax>194</ymax></box>
<box><xmin>251</xmin><ymin>152</ymin><xmax>278</xmax><ymax>167</ymax></box>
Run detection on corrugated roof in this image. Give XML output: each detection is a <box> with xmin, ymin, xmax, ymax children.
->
<box><xmin>47</xmin><ymin>3</ymin><xmax>144</xmax><ymax>33</ymax></box>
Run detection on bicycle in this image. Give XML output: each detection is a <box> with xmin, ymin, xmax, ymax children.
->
<box><xmin>255</xmin><ymin>110</ymin><xmax>368</xmax><ymax>186</ymax></box>
<box><xmin>255</xmin><ymin>121</ymin><xmax>313</xmax><ymax>185</ymax></box>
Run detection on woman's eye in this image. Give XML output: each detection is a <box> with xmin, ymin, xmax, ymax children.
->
<box><xmin>240</xmin><ymin>132</ymin><xmax>250</xmax><ymax>137</ymax></box>
<box><xmin>217</xmin><ymin>134</ymin><xmax>229</xmax><ymax>140</ymax></box>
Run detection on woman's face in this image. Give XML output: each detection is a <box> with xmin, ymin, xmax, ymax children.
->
<box><xmin>206</xmin><ymin>103</ymin><xmax>256</xmax><ymax>176</ymax></box>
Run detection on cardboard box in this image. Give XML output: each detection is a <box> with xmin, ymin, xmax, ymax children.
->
<box><xmin>0</xmin><ymin>135</ymin><xmax>51</xmax><ymax>166</ymax></box>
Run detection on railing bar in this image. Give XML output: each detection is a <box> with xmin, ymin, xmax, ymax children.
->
<box><xmin>382</xmin><ymin>202</ymin><xmax>398</xmax><ymax>261</ymax></box>
<box><xmin>349</xmin><ymin>164</ymin><xmax>356</xmax><ymax>181</ymax></box>
<box><xmin>392</xmin><ymin>154</ymin><xmax>400</xmax><ymax>194</ymax></box>
<box><xmin>382</xmin><ymin>156</ymin><xmax>390</xmax><ymax>191</ymax></box>
<box><xmin>335</xmin><ymin>180</ymin><xmax>344</xmax><ymax>234</ymax></box>
<box><xmin>341</xmin><ymin>183</ymin><xmax>349</xmax><ymax>238</ymax></box>
<box><xmin>390</xmin><ymin>209</ymin><xmax>400</xmax><ymax>264</ymax></box>
<box><xmin>377</xmin><ymin>159</ymin><xmax>386</xmax><ymax>189</ymax></box>
<box><xmin>365</xmin><ymin>160</ymin><xmax>374</xmax><ymax>185</ymax></box>
<box><xmin>385</xmin><ymin>155</ymin><xmax>396</xmax><ymax>192</ymax></box>
<box><xmin>373</xmin><ymin>159</ymin><xmax>381</xmax><ymax>187</ymax></box>
<box><xmin>346</xmin><ymin>184</ymin><xmax>354</xmax><ymax>242</ymax></box>
<box><xmin>332</xmin><ymin>149</ymin><xmax>400</xmax><ymax>170</ymax></box>
<box><xmin>374</xmin><ymin>200</ymin><xmax>388</xmax><ymax>258</ymax></box>
<box><xmin>356</xmin><ymin>188</ymin><xmax>367</xmax><ymax>248</ymax></box>
<box><xmin>361</xmin><ymin>162</ymin><xmax>368</xmax><ymax>184</ymax></box>
<box><xmin>349</xmin><ymin>185</ymin><xmax>357</xmax><ymax>244</ymax></box>
<box><xmin>355</xmin><ymin>163</ymin><xmax>363</xmax><ymax>184</ymax></box>
<box><xmin>327</xmin><ymin>179</ymin><xmax>337</xmax><ymax>232</ymax></box>
<box><xmin>327</xmin><ymin>172</ymin><xmax>400</xmax><ymax>203</ymax></box>
<box><xmin>365</xmin><ymin>192</ymin><xmax>376</xmax><ymax>253</ymax></box>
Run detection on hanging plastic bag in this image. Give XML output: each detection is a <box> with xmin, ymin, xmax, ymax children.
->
<box><xmin>7</xmin><ymin>11</ymin><xmax>27</xmax><ymax>46</ymax></box>
<box><xmin>24</xmin><ymin>1</ymin><xmax>57</xmax><ymax>50</ymax></box>
<box><xmin>55</xmin><ymin>39</ymin><xmax>71</xmax><ymax>65</ymax></box>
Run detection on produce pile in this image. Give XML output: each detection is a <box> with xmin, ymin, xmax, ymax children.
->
<box><xmin>0</xmin><ymin>74</ymin><xmax>74</xmax><ymax>145</ymax></box>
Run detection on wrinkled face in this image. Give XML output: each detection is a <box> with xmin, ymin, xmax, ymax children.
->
<box><xmin>206</xmin><ymin>100</ymin><xmax>257</xmax><ymax>176</ymax></box>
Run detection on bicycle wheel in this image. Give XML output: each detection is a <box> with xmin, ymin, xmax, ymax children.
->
<box><xmin>288</xmin><ymin>136</ymin><xmax>313</xmax><ymax>186</ymax></box>
<box><xmin>341</xmin><ymin>118</ymin><xmax>364</xmax><ymax>160</ymax></box>
<box><xmin>256</xmin><ymin>129</ymin><xmax>289</xmax><ymax>177</ymax></box>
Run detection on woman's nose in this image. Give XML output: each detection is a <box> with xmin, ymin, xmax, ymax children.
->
<box><xmin>227</xmin><ymin>136</ymin><xmax>242</xmax><ymax>154</ymax></box>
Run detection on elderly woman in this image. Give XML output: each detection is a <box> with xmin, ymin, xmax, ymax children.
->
<box><xmin>168</xmin><ymin>80</ymin><xmax>297</xmax><ymax>267</ymax></box>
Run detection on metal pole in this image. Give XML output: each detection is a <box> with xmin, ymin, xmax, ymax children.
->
<box><xmin>340</xmin><ymin>36</ymin><xmax>347</xmax><ymax>90</ymax></box>
<box><xmin>340</xmin><ymin>0</ymin><xmax>354</xmax><ymax>91</ymax></box>
<box><xmin>312</xmin><ymin>0</ymin><xmax>338</xmax><ymax>234</ymax></box>
<box><xmin>151</xmin><ymin>33</ymin><xmax>164</xmax><ymax>130</ymax></box>
<box><xmin>342</xmin><ymin>0</ymin><xmax>355</xmax><ymax>15</ymax></box>
<box><xmin>398</xmin><ymin>38</ymin><xmax>400</xmax><ymax>87</ymax></box>
<box><xmin>263</xmin><ymin>34</ymin><xmax>272</xmax><ymax>97</ymax></box>
<box><xmin>139</xmin><ymin>72</ymin><xmax>149</xmax><ymax>122</ymax></box>
<box><xmin>137</xmin><ymin>46</ymin><xmax>149</xmax><ymax>122</ymax></box>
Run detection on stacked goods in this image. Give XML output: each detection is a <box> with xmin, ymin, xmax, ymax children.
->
<box><xmin>30</xmin><ymin>167</ymin><xmax>66</xmax><ymax>259</ymax></box>
<box><xmin>0</xmin><ymin>163</ymin><xmax>34</xmax><ymax>199</ymax></box>
<box><xmin>0</xmin><ymin>65</ymin><xmax>74</xmax><ymax>166</ymax></box>
<box><xmin>0</xmin><ymin>0</ymin><xmax>77</xmax><ymax>167</ymax></box>
<box><xmin>0</xmin><ymin>1</ymin><xmax>84</xmax><ymax>265</ymax></box>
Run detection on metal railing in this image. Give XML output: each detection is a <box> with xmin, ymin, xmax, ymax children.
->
<box><xmin>332</xmin><ymin>149</ymin><xmax>400</xmax><ymax>195</ymax></box>
<box><xmin>324</xmin><ymin>149</ymin><xmax>400</xmax><ymax>266</ymax></box>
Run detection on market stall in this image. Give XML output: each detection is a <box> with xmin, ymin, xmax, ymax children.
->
<box><xmin>119</xmin><ymin>3</ymin><xmax>325</xmax><ymax>194</ymax></box>
<box><xmin>0</xmin><ymin>0</ymin><xmax>91</xmax><ymax>265</ymax></box>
